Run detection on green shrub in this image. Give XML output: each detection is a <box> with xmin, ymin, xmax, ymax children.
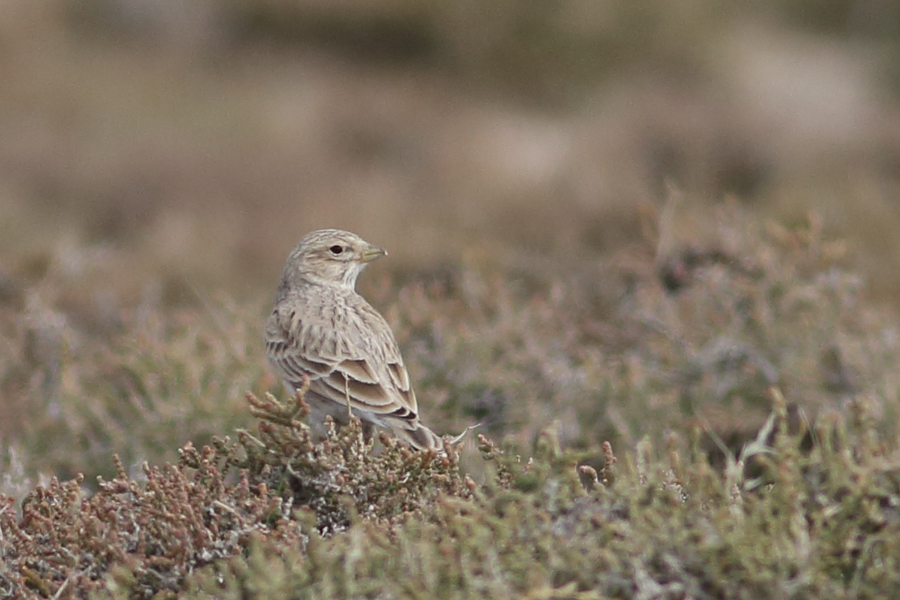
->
<box><xmin>4</xmin><ymin>383</ymin><xmax>900</xmax><ymax>599</ymax></box>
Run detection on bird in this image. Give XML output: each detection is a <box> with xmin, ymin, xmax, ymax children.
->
<box><xmin>265</xmin><ymin>229</ymin><xmax>443</xmax><ymax>451</ymax></box>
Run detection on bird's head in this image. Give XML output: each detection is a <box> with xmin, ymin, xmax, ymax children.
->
<box><xmin>281</xmin><ymin>229</ymin><xmax>387</xmax><ymax>290</ymax></box>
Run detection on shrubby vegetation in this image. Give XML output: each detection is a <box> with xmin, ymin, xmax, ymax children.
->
<box><xmin>3</xmin><ymin>1</ymin><xmax>900</xmax><ymax>596</ymax></box>
<box><xmin>3</xmin><ymin>213</ymin><xmax>900</xmax><ymax>598</ymax></box>
<box><xmin>4</xmin><ymin>381</ymin><xmax>900</xmax><ymax>598</ymax></box>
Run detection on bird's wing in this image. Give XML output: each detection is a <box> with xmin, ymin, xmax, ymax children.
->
<box><xmin>265</xmin><ymin>300</ymin><xmax>420</xmax><ymax>421</ymax></box>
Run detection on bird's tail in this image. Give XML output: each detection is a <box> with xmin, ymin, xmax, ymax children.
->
<box><xmin>390</xmin><ymin>421</ymin><xmax>478</xmax><ymax>452</ymax></box>
<box><xmin>391</xmin><ymin>422</ymin><xmax>444</xmax><ymax>451</ymax></box>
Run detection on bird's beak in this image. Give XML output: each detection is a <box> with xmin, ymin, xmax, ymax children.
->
<box><xmin>361</xmin><ymin>245</ymin><xmax>387</xmax><ymax>263</ymax></box>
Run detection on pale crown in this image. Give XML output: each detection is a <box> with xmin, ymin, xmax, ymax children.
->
<box><xmin>279</xmin><ymin>229</ymin><xmax>387</xmax><ymax>292</ymax></box>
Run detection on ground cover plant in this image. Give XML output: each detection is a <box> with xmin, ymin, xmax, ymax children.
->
<box><xmin>3</xmin><ymin>212</ymin><xmax>900</xmax><ymax>598</ymax></box>
<box><xmin>3</xmin><ymin>2</ymin><xmax>900</xmax><ymax>596</ymax></box>
<box><xmin>3</xmin><ymin>380</ymin><xmax>900</xmax><ymax>598</ymax></box>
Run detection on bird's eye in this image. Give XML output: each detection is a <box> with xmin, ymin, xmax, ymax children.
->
<box><xmin>329</xmin><ymin>245</ymin><xmax>344</xmax><ymax>255</ymax></box>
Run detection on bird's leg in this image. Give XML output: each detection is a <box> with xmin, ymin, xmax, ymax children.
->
<box><xmin>342</xmin><ymin>373</ymin><xmax>368</xmax><ymax>446</ymax></box>
<box><xmin>343</xmin><ymin>374</ymin><xmax>352</xmax><ymax>420</ymax></box>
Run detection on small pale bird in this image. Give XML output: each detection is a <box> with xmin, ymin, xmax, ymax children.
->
<box><xmin>265</xmin><ymin>229</ymin><xmax>443</xmax><ymax>450</ymax></box>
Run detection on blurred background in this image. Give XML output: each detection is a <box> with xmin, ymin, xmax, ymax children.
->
<box><xmin>3</xmin><ymin>0</ymin><xmax>900</xmax><ymax>296</ymax></box>
<box><xmin>3</xmin><ymin>0</ymin><xmax>900</xmax><ymax>484</ymax></box>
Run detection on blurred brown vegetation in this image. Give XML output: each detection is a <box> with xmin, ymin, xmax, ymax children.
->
<box><xmin>3</xmin><ymin>0</ymin><xmax>900</xmax><ymax>291</ymax></box>
<box><xmin>3</xmin><ymin>0</ymin><xmax>900</xmax><ymax>595</ymax></box>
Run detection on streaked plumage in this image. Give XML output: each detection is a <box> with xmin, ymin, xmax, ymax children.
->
<box><xmin>265</xmin><ymin>229</ymin><xmax>442</xmax><ymax>450</ymax></box>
